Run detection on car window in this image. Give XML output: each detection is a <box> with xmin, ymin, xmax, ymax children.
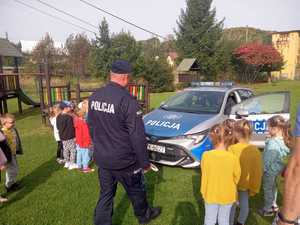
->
<box><xmin>224</xmin><ymin>91</ymin><xmax>238</xmax><ymax>115</ymax></box>
<box><xmin>231</xmin><ymin>93</ymin><xmax>289</xmax><ymax>114</ymax></box>
<box><xmin>160</xmin><ymin>91</ymin><xmax>225</xmax><ymax>114</ymax></box>
<box><xmin>237</xmin><ymin>89</ymin><xmax>253</xmax><ymax>101</ymax></box>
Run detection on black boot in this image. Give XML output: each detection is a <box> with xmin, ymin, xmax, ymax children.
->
<box><xmin>138</xmin><ymin>207</ymin><xmax>162</xmax><ymax>224</ymax></box>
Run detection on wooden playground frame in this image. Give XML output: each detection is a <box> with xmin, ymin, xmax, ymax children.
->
<box><xmin>0</xmin><ymin>61</ymin><xmax>150</xmax><ymax>124</ymax></box>
<box><xmin>38</xmin><ymin>63</ymin><xmax>150</xmax><ymax>124</ymax></box>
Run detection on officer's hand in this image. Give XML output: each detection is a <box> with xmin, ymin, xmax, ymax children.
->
<box><xmin>143</xmin><ymin>165</ymin><xmax>151</xmax><ymax>173</ymax></box>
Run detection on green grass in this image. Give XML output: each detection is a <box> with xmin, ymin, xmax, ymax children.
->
<box><xmin>0</xmin><ymin>81</ymin><xmax>300</xmax><ymax>225</ymax></box>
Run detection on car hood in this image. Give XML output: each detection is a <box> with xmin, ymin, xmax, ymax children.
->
<box><xmin>143</xmin><ymin>109</ymin><xmax>215</xmax><ymax>138</ymax></box>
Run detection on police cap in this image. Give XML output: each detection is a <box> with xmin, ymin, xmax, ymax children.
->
<box><xmin>111</xmin><ymin>60</ymin><xmax>132</xmax><ymax>74</ymax></box>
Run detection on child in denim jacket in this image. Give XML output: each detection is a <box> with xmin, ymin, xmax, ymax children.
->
<box><xmin>260</xmin><ymin>115</ymin><xmax>292</xmax><ymax>216</ymax></box>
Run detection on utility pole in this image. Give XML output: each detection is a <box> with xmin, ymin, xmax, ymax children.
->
<box><xmin>246</xmin><ymin>26</ymin><xmax>249</xmax><ymax>43</ymax></box>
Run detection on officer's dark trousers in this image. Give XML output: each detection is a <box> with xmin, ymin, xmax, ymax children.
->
<box><xmin>94</xmin><ymin>166</ymin><xmax>149</xmax><ymax>225</ymax></box>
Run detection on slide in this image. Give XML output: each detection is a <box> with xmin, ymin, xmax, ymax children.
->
<box><xmin>17</xmin><ymin>89</ymin><xmax>40</xmax><ymax>107</ymax></box>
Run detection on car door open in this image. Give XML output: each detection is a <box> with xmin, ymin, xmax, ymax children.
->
<box><xmin>229</xmin><ymin>91</ymin><xmax>290</xmax><ymax>148</ymax></box>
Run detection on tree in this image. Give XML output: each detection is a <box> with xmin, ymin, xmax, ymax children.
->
<box><xmin>175</xmin><ymin>0</ymin><xmax>223</xmax><ymax>79</ymax></box>
<box><xmin>65</xmin><ymin>33</ymin><xmax>90</xmax><ymax>76</ymax></box>
<box><xmin>161</xmin><ymin>35</ymin><xmax>177</xmax><ymax>54</ymax></box>
<box><xmin>110</xmin><ymin>31</ymin><xmax>141</xmax><ymax>65</ymax></box>
<box><xmin>31</xmin><ymin>33</ymin><xmax>67</xmax><ymax>74</ymax></box>
<box><xmin>32</xmin><ymin>33</ymin><xmax>56</xmax><ymax>65</ymax></box>
<box><xmin>89</xmin><ymin>18</ymin><xmax>112</xmax><ymax>79</ymax></box>
<box><xmin>139</xmin><ymin>37</ymin><xmax>162</xmax><ymax>59</ymax></box>
<box><xmin>233</xmin><ymin>43</ymin><xmax>284</xmax><ymax>83</ymax></box>
<box><xmin>135</xmin><ymin>56</ymin><xmax>174</xmax><ymax>92</ymax></box>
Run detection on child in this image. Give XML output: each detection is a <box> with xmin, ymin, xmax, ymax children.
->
<box><xmin>0</xmin><ymin>130</ymin><xmax>12</xmax><ymax>202</ymax></box>
<box><xmin>260</xmin><ymin>115</ymin><xmax>292</xmax><ymax>216</ymax></box>
<box><xmin>49</xmin><ymin>104</ymin><xmax>64</xmax><ymax>164</ymax></box>
<box><xmin>74</xmin><ymin>107</ymin><xmax>94</xmax><ymax>173</ymax></box>
<box><xmin>56</xmin><ymin>101</ymin><xmax>77</xmax><ymax>170</ymax></box>
<box><xmin>78</xmin><ymin>99</ymin><xmax>89</xmax><ymax>120</ymax></box>
<box><xmin>1</xmin><ymin>113</ymin><xmax>23</xmax><ymax>192</ymax></box>
<box><xmin>228</xmin><ymin>119</ymin><xmax>263</xmax><ymax>225</ymax></box>
<box><xmin>0</xmin><ymin>148</ymin><xmax>8</xmax><ymax>202</ymax></box>
<box><xmin>201</xmin><ymin>120</ymin><xmax>241</xmax><ymax>225</ymax></box>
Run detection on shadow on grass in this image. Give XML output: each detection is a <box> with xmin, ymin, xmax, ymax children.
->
<box><xmin>171</xmin><ymin>201</ymin><xmax>200</xmax><ymax>225</ymax></box>
<box><xmin>14</xmin><ymin>107</ymin><xmax>41</xmax><ymax>121</ymax></box>
<box><xmin>112</xmin><ymin>189</ymin><xmax>131</xmax><ymax>225</ymax></box>
<box><xmin>146</xmin><ymin>164</ymin><xmax>165</xmax><ymax>206</ymax></box>
<box><xmin>246</xmin><ymin>184</ymin><xmax>282</xmax><ymax>225</ymax></box>
<box><xmin>169</xmin><ymin>170</ymin><xmax>203</xmax><ymax>225</ymax></box>
<box><xmin>0</xmin><ymin>156</ymin><xmax>60</xmax><ymax>209</ymax></box>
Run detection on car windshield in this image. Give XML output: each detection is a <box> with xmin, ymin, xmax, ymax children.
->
<box><xmin>160</xmin><ymin>91</ymin><xmax>225</xmax><ymax>114</ymax></box>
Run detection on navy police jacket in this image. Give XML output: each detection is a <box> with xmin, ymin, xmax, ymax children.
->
<box><xmin>88</xmin><ymin>82</ymin><xmax>150</xmax><ymax>170</ymax></box>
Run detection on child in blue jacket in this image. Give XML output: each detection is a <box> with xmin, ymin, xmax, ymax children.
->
<box><xmin>260</xmin><ymin>115</ymin><xmax>292</xmax><ymax>216</ymax></box>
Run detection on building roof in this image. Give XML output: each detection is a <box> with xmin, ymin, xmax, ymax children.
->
<box><xmin>176</xmin><ymin>58</ymin><xmax>197</xmax><ymax>72</ymax></box>
<box><xmin>272</xmin><ymin>30</ymin><xmax>300</xmax><ymax>35</ymax></box>
<box><xmin>0</xmin><ymin>38</ymin><xmax>23</xmax><ymax>57</ymax></box>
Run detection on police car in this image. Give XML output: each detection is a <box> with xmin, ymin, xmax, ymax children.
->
<box><xmin>143</xmin><ymin>82</ymin><xmax>290</xmax><ymax>168</ymax></box>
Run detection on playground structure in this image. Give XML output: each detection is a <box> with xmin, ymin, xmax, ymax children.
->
<box><xmin>0</xmin><ymin>38</ymin><xmax>40</xmax><ymax>114</ymax></box>
<box><xmin>0</xmin><ymin>38</ymin><xmax>150</xmax><ymax>119</ymax></box>
<box><xmin>38</xmin><ymin>62</ymin><xmax>150</xmax><ymax>123</ymax></box>
<box><xmin>127</xmin><ymin>82</ymin><xmax>149</xmax><ymax>113</ymax></box>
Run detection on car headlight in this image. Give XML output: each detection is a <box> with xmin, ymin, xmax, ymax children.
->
<box><xmin>171</xmin><ymin>130</ymin><xmax>208</xmax><ymax>144</ymax></box>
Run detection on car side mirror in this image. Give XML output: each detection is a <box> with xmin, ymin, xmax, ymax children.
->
<box><xmin>236</xmin><ymin>109</ymin><xmax>249</xmax><ymax>119</ymax></box>
<box><xmin>160</xmin><ymin>101</ymin><xmax>165</xmax><ymax>107</ymax></box>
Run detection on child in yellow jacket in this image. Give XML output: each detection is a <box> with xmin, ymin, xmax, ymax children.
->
<box><xmin>228</xmin><ymin>119</ymin><xmax>263</xmax><ymax>225</ymax></box>
<box><xmin>201</xmin><ymin>120</ymin><xmax>241</xmax><ymax>225</ymax></box>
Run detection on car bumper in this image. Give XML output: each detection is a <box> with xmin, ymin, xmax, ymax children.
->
<box><xmin>147</xmin><ymin>136</ymin><xmax>212</xmax><ymax>168</ymax></box>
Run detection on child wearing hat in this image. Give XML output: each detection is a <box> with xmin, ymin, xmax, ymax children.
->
<box><xmin>56</xmin><ymin>101</ymin><xmax>77</xmax><ymax>170</ymax></box>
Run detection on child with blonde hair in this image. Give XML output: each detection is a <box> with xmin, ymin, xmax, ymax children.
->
<box><xmin>49</xmin><ymin>104</ymin><xmax>63</xmax><ymax>164</ymax></box>
<box><xmin>74</xmin><ymin>107</ymin><xmax>94</xmax><ymax>173</ymax></box>
<box><xmin>229</xmin><ymin>119</ymin><xmax>263</xmax><ymax>225</ymax></box>
<box><xmin>260</xmin><ymin>115</ymin><xmax>292</xmax><ymax>216</ymax></box>
<box><xmin>1</xmin><ymin>113</ymin><xmax>23</xmax><ymax>192</ymax></box>
<box><xmin>201</xmin><ymin>120</ymin><xmax>241</xmax><ymax>225</ymax></box>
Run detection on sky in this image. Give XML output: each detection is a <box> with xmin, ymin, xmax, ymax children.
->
<box><xmin>0</xmin><ymin>0</ymin><xmax>299</xmax><ymax>51</ymax></box>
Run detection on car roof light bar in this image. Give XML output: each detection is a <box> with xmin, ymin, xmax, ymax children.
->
<box><xmin>190</xmin><ymin>81</ymin><xmax>235</xmax><ymax>87</ymax></box>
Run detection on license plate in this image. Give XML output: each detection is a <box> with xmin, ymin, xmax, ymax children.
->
<box><xmin>147</xmin><ymin>143</ymin><xmax>166</xmax><ymax>154</ymax></box>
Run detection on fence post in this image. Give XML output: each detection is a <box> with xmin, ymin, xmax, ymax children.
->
<box><xmin>76</xmin><ymin>72</ymin><xmax>80</xmax><ymax>103</ymax></box>
<box><xmin>67</xmin><ymin>82</ymin><xmax>71</xmax><ymax>101</ymax></box>
<box><xmin>14</xmin><ymin>57</ymin><xmax>22</xmax><ymax>114</ymax></box>
<box><xmin>45</xmin><ymin>60</ymin><xmax>52</xmax><ymax>107</ymax></box>
<box><xmin>39</xmin><ymin>65</ymin><xmax>46</xmax><ymax>124</ymax></box>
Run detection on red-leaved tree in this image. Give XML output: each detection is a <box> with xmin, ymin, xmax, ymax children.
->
<box><xmin>233</xmin><ymin>43</ymin><xmax>283</xmax><ymax>83</ymax></box>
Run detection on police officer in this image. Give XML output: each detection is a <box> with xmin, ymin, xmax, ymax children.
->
<box><xmin>88</xmin><ymin>60</ymin><xmax>161</xmax><ymax>225</ymax></box>
<box><xmin>273</xmin><ymin>105</ymin><xmax>300</xmax><ymax>225</ymax></box>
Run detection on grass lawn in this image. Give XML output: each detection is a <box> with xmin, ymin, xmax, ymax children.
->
<box><xmin>0</xmin><ymin>80</ymin><xmax>300</xmax><ymax>225</ymax></box>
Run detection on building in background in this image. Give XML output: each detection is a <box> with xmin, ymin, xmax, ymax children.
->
<box><xmin>175</xmin><ymin>58</ymin><xmax>202</xmax><ymax>85</ymax></box>
<box><xmin>272</xmin><ymin>30</ymin><xmax>300</xmax><ymax>80</ymax></box>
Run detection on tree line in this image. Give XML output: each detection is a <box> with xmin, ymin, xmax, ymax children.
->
<box><xmin>21</xmin><ymin>0</ymin><xmax>283</xmax><ymax>92</ymax></box>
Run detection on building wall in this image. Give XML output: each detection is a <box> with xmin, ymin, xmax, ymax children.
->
<box><xmin>272</xmin><ymin>31</ymin><xmax>300</xmax><ymax>80</ymax></box>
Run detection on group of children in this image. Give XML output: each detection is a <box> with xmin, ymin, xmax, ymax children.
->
<box><xmin>201</xmin><ymin>115</ymin><xmax>292</xmax><ymax>225</ymax></box>
<box><xmin>0</xmin><ymin>102</ymin><xmax>293</xmax><ymax>224</ymax></box>
<box><xmin>0</xmin><ymin>113</ymin><xmax>23</xmax><ymax>203</ymax></box>
<box><xmin>49</xmin><ymin>99</ymin><xmax>94</xmax><ymax>173</ymax></box>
